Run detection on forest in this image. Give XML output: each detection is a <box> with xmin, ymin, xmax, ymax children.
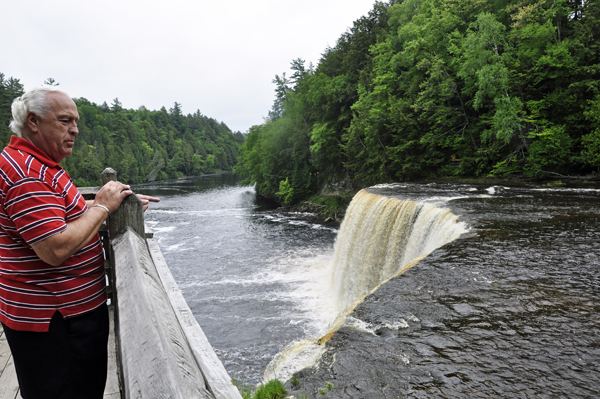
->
<box><xmin>0</xmin><ymin>74</ymin><xmax>244</xmax><ymax>187</ymax></box>
<box><xmin>235</xmin><ymin>0</ymin><xmax>600</xmax><ymax>205</ymax></box>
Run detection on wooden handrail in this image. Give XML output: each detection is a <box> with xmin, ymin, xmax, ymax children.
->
<box><xmin>102</xmin><ymin>168</ymin><xmax>145</xmax><ymax>239</ymax></box>
<box><xmin>86</xmin><ymin>169</ymin><xmax>241</xmax><ymax>399</ymax></box>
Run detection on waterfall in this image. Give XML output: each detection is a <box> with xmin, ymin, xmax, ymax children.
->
<box><xmin>330</xmin><ymin>189</ymin><xmax>468</xmax><ymax>313</ymax></box>
<box><xmin>263</xmin><ymin>189</ymin><xmax>469</xmax><ymax>383</ymax></box>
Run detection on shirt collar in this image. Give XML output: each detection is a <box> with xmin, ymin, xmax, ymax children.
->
<box><xmin>7</xmin><ymin>136</ymin><xmax>60</xmax><ymax>168</ymax></box>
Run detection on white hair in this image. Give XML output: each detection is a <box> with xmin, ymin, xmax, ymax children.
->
<box><xmin>9</xmin><ymin>86</ymin><xmax>71</xmax><ymax>137</ymax></box>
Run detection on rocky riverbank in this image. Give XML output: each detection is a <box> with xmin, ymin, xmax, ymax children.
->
<box><xmin>284</xmin><ymin>189</ymin><xmax>357</xmax><ymax>224</ymax></box>
<box><xmin>276</xmin><ymin>176</ymin><xmax>600</xmax><ymax>228</ymax></box>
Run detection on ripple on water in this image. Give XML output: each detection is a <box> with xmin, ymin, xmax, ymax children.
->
<box><xmin>139</xmin><ymin>177</ymin><xmax>600</xmax><ymax>397</ymax></box>
<box><xmin>296</xmin><ymin>186</ymin><xmax>600</xmax><ymax>398</ymax></box>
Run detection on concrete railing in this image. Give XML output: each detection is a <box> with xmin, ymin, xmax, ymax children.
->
<box><xmin>86</xmin><ymin>169</ymin><xmax>242</xmax><ymax>399</ymax></box>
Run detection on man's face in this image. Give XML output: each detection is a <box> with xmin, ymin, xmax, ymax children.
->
<box><xmin>30</xmin><ymin>92</ymin><xmax>79</xmax><ymax>163</ymax></box>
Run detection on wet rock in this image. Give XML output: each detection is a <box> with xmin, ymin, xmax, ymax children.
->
<box><xmin>452</xmin><ymin>303</ymin><xmax>480</xmax><ymax>316</ymax></box>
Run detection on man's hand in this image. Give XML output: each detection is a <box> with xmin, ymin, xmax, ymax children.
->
<box><xmin>136</xmin><ymin>194</ymin><xmax>160</xmax><ymax>211</ymax></box>
<box><xmin>93</xmin><ymin>181</ymin><xmax>133</xmax><ymax>214</ymax></box>
<box><xmin>32</xmin><ymin>180</ymin><xmax>133</xmax><ymax>266</ymax></box>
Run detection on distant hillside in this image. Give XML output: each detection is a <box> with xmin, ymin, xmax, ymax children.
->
<box><xmin>0</xmin><ymin>74</ymin><xmax>244</xmax><ymax>186</ymax></box>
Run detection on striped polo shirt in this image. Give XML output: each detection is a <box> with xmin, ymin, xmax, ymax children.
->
<box><xmin>0</xmin><ymin>136</ymin><xmax>106</xmax><ymax>332</ymax></box>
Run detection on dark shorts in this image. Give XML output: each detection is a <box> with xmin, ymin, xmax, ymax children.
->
<box><xmin>1</xmin><ymin>304</ymin><xmax>109</xmax><ymax>399</ymax></box>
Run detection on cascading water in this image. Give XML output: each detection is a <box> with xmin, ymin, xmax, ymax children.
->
<box><xmin>264</xmin><ymin>189</ymin><xmax>468</xmax><ymax>383</ymax></box>
<box><xmin>331</xmin><ymin>190</ymin><xmax>469</xmax><ymax>313</ymax></box>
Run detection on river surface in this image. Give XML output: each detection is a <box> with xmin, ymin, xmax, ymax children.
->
<box><xmin>136</xmin><ymin>175</ymin><xmax>600</xmax><ymax>398</ymax></box>
<box><xmin>137</xmin><ymin>173</ymin><xmax>339</xmax><ymax>384</ymax></box>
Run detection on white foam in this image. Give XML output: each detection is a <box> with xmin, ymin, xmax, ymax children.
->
<box><xmin>344</xmin><ymin>316</ymin><xmax>376</xmax><ymax>335</ymax></box>
<box><xmin>153</xmin><ymin>226</ymin><xmax>176</xmax><ymax>233</ymax></box>
<box><xmin>370</xmin><ymin>183</ymin><xmax>407</xmax><ymax>189</ymax></box>
<box><xmin>310</xmin><ymin>224</ymin><xmax>338</xmax><ymax>233</ymax></box>
<box><xmin>486</xmin><ymin>186</ymin><xmax>510</xmax><ymax>194</ymax></box>
<box><xmin>263</xmin><ymin>340</ymin><xmax>327</xmax><ymax>384</ymax></box>
<box><xmin>165</xmin><ymin>243</ymin><xmax>185</xmax><ymax>251</ymax></box>
<box><xmin>288</xmin><ymin>220</ymin><xmax>309</xmax><ymax>226</ymax></box>
<box><xmin>421</xmin><ymin>195</ymin><xmax>472</xmax><ymax>205</ymax></box>
<box><xmin>380</xmin><ymin>319</ymin><xmax>409</xmax><ymax>330</ymax></box>
<box><xmin>473</xmin><ymin>275</ymin><xmax>495</xmax><ymax>284</ymax></box>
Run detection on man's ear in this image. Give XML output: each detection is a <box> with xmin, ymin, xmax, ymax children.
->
<box><xmin>25</xmin><ymin>112</ymin><xmax>40</xmax><ymax>133</ymax></box>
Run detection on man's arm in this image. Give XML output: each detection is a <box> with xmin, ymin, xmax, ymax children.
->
<box><xmin>85</xmin><ymin>194</ymin><xmax>159</xmax><ymax>211</ymax></box>
<box><xmin>31</xmin><ymin>181</ymin><xmax>132</xmax><ymax>266</ymax></box>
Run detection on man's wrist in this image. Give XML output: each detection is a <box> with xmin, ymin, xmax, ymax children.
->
<box><xmin>92</xmin><ymin>203</ymin><xmax>110</xmax><ymax>218</ymax></box>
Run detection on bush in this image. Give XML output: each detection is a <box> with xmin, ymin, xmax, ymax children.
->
<box><xmin>276</xmin><ymin>178</ymin><xmax>294</xmax><ymax>204</ymax></box>
<box><xmin>253</xmin><ymin>379</ymin><xmax>287</xmax><ymax>399</ymax></box>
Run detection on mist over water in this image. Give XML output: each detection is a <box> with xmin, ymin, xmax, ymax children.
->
<box><xmin>137</xmin><ymin>175</ymin><xmax>600</xmax><ymax>397</ymax></box>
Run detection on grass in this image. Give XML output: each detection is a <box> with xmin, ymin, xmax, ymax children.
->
<box><xmin>541</xmin><ymin>180</ymin><xmax>566</xmax><ymax>187</ymax></box>
<box><xmin>290</xmin><ymin>376</ymin><xmax>300</xmax><ymax>389</ymax></box>
<box><xmin>318</xmin><ymin>382</ymin><xmax>334</xmax><ymax>396</ymax></box>
<box><xmin>231</xmin><ymin>375</ymin><xmax>253</xmax><ymax>399</ymax></box>
<box><xmin>253</xmin><ymin>380</ymin><xmax>288</xmax><ymax>399</ymax></box>
<box><xmin>232</xmin><ymin>376</ymin><xmax>335</xmax><ymax>399</ymax></box>
<box><xmin>310</xmin><ymin>193</ymin><xmax>353</xmax><ymax>209</ymax></box>
<box><xmin>233</xmin><ymin>378</ymin><xmax>287</xmax><ymax>399</ymax></box>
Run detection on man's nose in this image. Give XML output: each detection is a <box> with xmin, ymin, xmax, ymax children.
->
<box><xmin>70</xmin><ymin>124</ymin><xmax>79</xmax><ymax>135</ymax></box>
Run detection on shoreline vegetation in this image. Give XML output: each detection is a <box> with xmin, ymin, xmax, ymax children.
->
<box><xmin>235</xmin><ymin>0</ymin><xmax>600</xmax><ymax>211</ymax></box>
<box><xmin>291</xmin><ymin>189</ymin><xmax>357</xmax><ymax>223</ymax></box>
<box><xmin>0</xmin><ymin>75</ymin><xmax>243</xmax><ymax>187</ymax></box>
<box><xmin>233</xmin><ymin>375</ymin><xmax>334</xmax><ymax>399</ymax></box>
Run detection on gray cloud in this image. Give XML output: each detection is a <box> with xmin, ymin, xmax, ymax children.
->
<box><xmin>3</xmin><ymin>0</ymin><xmax>376</xmax><ymax>132</ymax></box>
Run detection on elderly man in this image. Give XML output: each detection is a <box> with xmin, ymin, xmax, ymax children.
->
<box><xmin>0</xmin><ymin>86</ymin><xmax>158</xmax><ymax>399</ymax></box>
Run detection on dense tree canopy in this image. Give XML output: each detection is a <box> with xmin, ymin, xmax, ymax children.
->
<box><xmin>236</xmin><ymin>0</ymin><xmax>600</xmax><ymax>204</ymax></box>
<box><xmin>0</xmin><ymin>76</ymin><xmax>243</xmax><ymax>186</ymax></box>
<box><xmin>0</xmin><ymin>74</ymin><xmax>25</xmax><ymax>148</ymax></box>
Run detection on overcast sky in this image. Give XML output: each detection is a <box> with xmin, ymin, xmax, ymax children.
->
<box><xmin>2</xmin><ymin>0</ymin><xmax>378</xmax><ymax>133</ymax></box>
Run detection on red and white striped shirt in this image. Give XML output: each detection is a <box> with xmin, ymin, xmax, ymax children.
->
<box><xmin>0</xmin><ymin>136</ymin><xmax>107</xmax><ymax>332</ymax></box>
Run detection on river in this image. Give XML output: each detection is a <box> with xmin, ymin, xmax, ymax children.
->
<box><xmin>136</xmin><ymin>174</ymin><xmax>600</xmax><ymax>398</ymax></box>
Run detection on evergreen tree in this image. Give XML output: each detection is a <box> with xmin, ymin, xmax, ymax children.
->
<box><xmin>0</xmin><ymin>79</ymin><xmax>243</xmax><ymax>186</ymax></box>
<box><xmin>236</xmin><ymin>0</ymin><xmax>600</xmax><ymax>204</ymax></box>
<box><xmin>0</xmin><ymin>74</ymin><xmax>24</xmax><ymax>146</ymax></box>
